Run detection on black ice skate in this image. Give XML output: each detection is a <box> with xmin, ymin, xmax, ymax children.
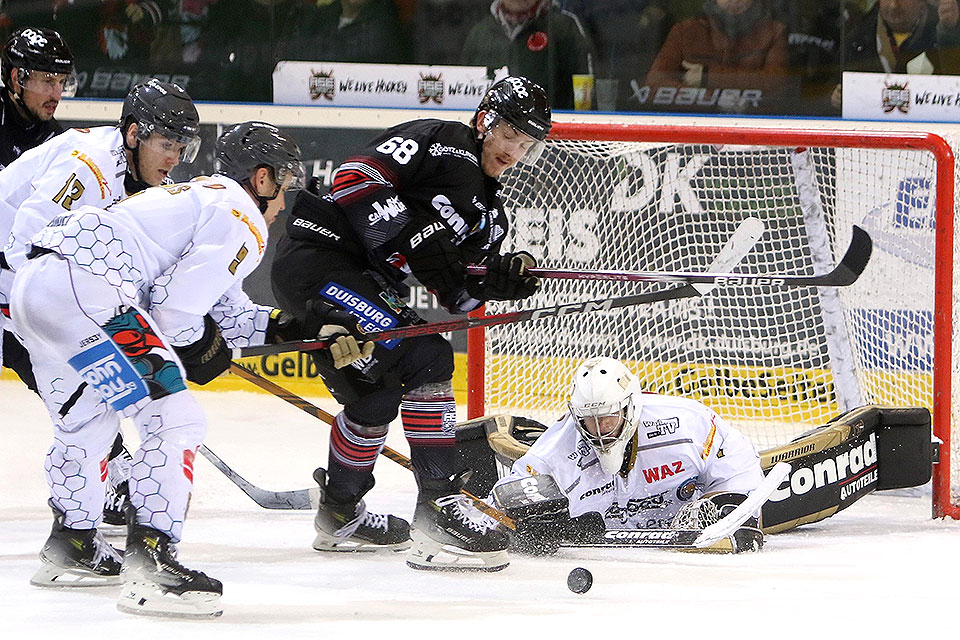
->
<box><xmin>312</xmin><ymin>468</ymin><xmax>411</xmax><ymax>552</ymax></box>
<box><xmin>102</xmin><ymin>434</ymin><xmax>133</xmax><ymax>526</ymax></box>
<box><xmin>117</xmin><ymin>522</ymin><xmax>223</xmax><ymax>619</ymax></box>
<box><xmin>30</xmin><ymin>499</ymin><xmax>123</xmax><ymax>588</ymax></box>
<box><xmin>407</xmin><ymin>472</ymin><xmax>510</xmax><ymax>572</ymax></box>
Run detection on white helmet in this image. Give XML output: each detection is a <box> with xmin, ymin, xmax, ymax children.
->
<box><xmin>568</xmin><ymin>357</ymin><xmax>642</xmax><ymax>475</ymax></box>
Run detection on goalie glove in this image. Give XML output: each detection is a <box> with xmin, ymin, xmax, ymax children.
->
<box><xmin>672</xmin><ymin>492</ymin><xmax>764</xmax><ymax>553</ymax></box>
<box><xmin>465</xmin><ymin>251</ymin><xmax>540</xmax><ymax>302</ymax></box>
<box><xmin>492</xmin><ymin>474</ymin><xmax>570</xmax><ymax>556</ymax></box>
<box><xmin>266</xmin><ymin>300</ymin><xmax>374</xmax><ymax>369</ymax></box>
<box><xmin>173</xmin><ymin>314</ymin><xmax>230</xmax><ymax>385</ymax></box>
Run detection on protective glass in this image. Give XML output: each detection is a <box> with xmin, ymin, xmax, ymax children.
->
<box><xmin>18</xmin><ymin>68</ymin><xmax>78</xmax><ymax>98</ymax></box>
<box><xmin>138</xmin><ymin>125</ymin><xmax>201</xmax><ymax>163</ymax></box>
<box><xmin>485</xmin><ymin>115</ymin><xmax>545</xmax><ymax>165</ymax></box>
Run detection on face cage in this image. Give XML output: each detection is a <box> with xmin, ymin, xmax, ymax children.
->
<box><xmin>137</xmin><ymin>123</ymin><xmax>201</xmax><ymax>163</ymax></box>
<box><xmin>569</xmin><ymin>398</ymin><xmax>634</xmax><ymax>454</ymax></box>
<box><xmin>483</xmin><ymin>112</ymin><xmax>546</xmax><ymax>165</ymax></box>
<box><xmin>17</xmin><ymin>67</ymin><xmax>78</xmax><ymax>98</ymax></box>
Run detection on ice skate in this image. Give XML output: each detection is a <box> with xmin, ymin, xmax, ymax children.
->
<box><xmin>312</xmin><ymin>468</ymin><xmax>411</xmax><ymax>552</ymax></box>
<box><xmin>118</xmin><ymin>522</ymin><xmax>222</xmax><ymax>619</ymax></box>
<box><xmin>30</xmin><ymin>499</ymin><xmax>123</xmax><ymax>588</ymax></box>
<box><xmin>407</xmin><ymin>472</ymin><xmax>510</xmax><ymax>572</ymax></box>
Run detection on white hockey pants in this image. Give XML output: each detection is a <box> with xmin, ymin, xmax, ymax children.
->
<box><xmin>10</xmin><ymin>254</ymin><xmax>206</xmax><ymax>542</ymax></box>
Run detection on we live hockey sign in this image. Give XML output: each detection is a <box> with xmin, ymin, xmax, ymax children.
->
<box><xmin>272</xmin><ymin>61</ymin><xmax>491</xmax><ymax>109</ymax></box>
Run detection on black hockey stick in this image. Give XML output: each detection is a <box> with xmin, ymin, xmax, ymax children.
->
<box><xmin>198</xmin><ymin>444</ymin><xmax>320</xmax><ymax>510</ymax></box>
<box><xmin>466</xmin><ymin>225</ymin><xmax>872</xmax><ymax>286</ymax></box>
<box><xmin>232</xmin><ymin>222</ymin><xmax>866</xmax><ymax>361</ymax></box>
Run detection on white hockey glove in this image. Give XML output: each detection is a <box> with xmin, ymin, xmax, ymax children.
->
<box><xmin>672</xmin><ymin>492</ymin><xmax>764</xmax><ymax>553</ymax></box>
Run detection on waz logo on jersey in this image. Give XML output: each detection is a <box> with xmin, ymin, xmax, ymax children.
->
<box><xmin>641</xmin><ymin>460</ymin><xmax>685</xmax><ymax>483</ymax></box>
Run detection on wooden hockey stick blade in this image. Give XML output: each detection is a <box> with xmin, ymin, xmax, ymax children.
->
<box><xmin>198</xmin><ymin>444</ymin><xmax>320</xmax><ymax>510</ymax></box>
<box><xmin>561</xmin><ymin>462</ymin><xmax>791</xmax><ymax>550</ymax></box>
<box><xmin>467</xmin><ymin>225</ymin><xmax>871</xmax><ymax>288</ymax></box>
<box><xmin>226</xmin><ymin>363</ymin><xmax>518</xmax><ymax>528</ymax></box>
<box><xmin>233</xmin><ymin>218</ymin><xmax>765</xmax><ymax>360</ymax></box>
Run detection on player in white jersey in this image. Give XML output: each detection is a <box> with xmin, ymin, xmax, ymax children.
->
<box><xmin>491</xmin><ymin>357</ymin><xmax>766</xmax><ymax>554</ymax></box>
<box><xmin>0</xmin><ymin>77</ymin><xmax>201</xmax><ymax>525</ymax></box>
<box><xmin>8</xmin><ymin>121</ymin><xmax>370</xmax><ymax>618</ymax></box>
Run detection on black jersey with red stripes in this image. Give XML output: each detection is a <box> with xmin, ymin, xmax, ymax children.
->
<box><xmin>278</xmin><ymin>118</ymin><xmax>509</xmax><ymax>309</ymax></box>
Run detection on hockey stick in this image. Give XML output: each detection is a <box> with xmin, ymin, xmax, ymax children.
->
<box><xmin>466</xmin><ymin>225</ymin><xmax>871</xmax><ymax>287</ymax></box>
<box><xmin>222</xmin><ymin>363</ymin><xmax>518</xmax><ymax>528</ymax></box>
<box><xmin>562</xmin><ymin>462</ymin><xmax>792</xmax><ymax>550</ymax></box>
<box><xmin>198</xmin><ymin>444</ymin><xmax>321</xmax><ymax>510</ymax></box>
<box><xmin>231</xmin><ymin>217</ymin><xmax>771</xmax><ymax>360</ymax></box>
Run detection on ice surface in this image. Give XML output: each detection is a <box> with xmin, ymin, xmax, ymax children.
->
<box><xmin>2</xmin><ymin>379</ymin><xmax>957</xmax><ymax>637</ymax></box>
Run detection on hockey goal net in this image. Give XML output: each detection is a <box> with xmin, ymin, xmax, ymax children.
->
<box><xmin>466</xmin><ymin>122</ymin><xmax>959</xmax><ymax>519</ymax></box>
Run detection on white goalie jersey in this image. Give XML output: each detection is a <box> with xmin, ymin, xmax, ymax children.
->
<box><xmin>30</xmin><ymin>175</ymin><xmax>273</xmax><ymax>347</ymax></box>
<box><xmin>496</xmin><ymin>394</ymin><xmax>764</xmax><ymax>529</ymax></box>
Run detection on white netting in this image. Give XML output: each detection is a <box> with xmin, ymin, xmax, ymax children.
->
<box><xmin>476</xmin><ymin>127</ymin><xmax>958</xmax><ymax>516</ymax></box>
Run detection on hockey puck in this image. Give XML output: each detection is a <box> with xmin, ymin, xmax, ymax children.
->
<box><xmin>566</xmin><ymin>567</ymin><xmax>593</xmax><ymax>594</ymax></box>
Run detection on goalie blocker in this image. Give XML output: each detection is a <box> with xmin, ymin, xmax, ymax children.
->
<box><xmin>452</xmin><ymin>405</ymin><xmax>933</xmax><ymax>536</ymax></box>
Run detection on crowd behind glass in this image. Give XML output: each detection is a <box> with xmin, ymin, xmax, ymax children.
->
<box><xmin>2</xmin><ymin>0</ymin><xmax>956</xmax><ymax>116</ymax></box>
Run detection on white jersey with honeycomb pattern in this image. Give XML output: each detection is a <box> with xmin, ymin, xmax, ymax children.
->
<box><xmin>0</xmin><ymin>126</ymin><xmax>129</xmax><ymax>272</ymax></box>
<box><xmin>495</xmin><ymin>394</ymin><xmax>765</xmax><ymax>530</ymax></box>
<box><xmin>30</xmin><ymin>175</ymin><xmax>273</xmax><ymax>347</ymax></box>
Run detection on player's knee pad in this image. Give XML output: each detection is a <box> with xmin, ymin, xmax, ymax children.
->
<box><xmin>133</xmin><ymin>391</ymin><xmax>207</xmax><ymax>449</ymax></box>
<box><xmin>401</xmin><ymin>335</ymin><xmax>454</xmax><ymax>387</ymax></box>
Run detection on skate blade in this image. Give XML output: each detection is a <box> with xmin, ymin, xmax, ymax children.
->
<box><xmin>312</xmin><ymin>530</ymin><xmax>412</xmax><ymax>553</ymax></box>
<box><xmin>405</xmin><ymin>534</ymin><xmax>509</xmax><ymax>572</ymax></box>
<box><xmin>117</xmin><ymin>581</ymin><xmax>222</xmax><ymax>619</ymax></box>
<box><xmin>30</xmin><ymin>562</ymin><xmax>122</xmax><ymax>589</ymax></box>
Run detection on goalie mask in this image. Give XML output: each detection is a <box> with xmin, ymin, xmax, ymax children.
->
<box><xmin>568</xmin><ymin>357</ymin><xmax>642</xmax><ymax>476</ymax></box>
<box><xmin>473</xmin><ymin>76</ymin><xmax>551</xmax><ymax>165</ymax></box>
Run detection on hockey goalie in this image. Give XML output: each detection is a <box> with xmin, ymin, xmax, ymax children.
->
<box><xmin>457</xmin><ymin>357</ymin><xmax>933</xmax><ymax>554</ymax></box>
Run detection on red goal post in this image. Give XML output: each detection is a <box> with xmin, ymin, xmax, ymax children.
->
<box><xmin>466</xmin><ymin>122</ymin><xmax>958</xmax><ymax>520</ymax></box>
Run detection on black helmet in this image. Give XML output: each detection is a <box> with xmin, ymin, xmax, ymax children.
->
<box><xmin>120</xmin><ymin>79</ymin><xmax>201</xmax><ymax>162</ymax></box>
<box><xmin>475</xmin><ymin>76</ymin><xmax>551</xmax><ymax>142</ymax></box>
<box><xmin>215</xmin><ymin>121</ymin><xmax>305</xmax><ymax>207</ymax></box>
<box><xmin>2</xmin><ymin>27</ymin><xmax>76</xmax><ymax>96</ymax></box>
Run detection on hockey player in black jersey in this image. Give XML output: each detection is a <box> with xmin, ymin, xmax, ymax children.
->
<box><xmin>272</xmin><ymin>76</ymin><xmax>551</xmax><ymax>571</ymax></box>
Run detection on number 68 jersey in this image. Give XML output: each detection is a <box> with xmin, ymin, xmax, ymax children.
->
<box><xmin>0</xmin><ymin>126</ymin><xmax>129</xmax><ymax>272</ymax></box>
<box><xmin>29</xmin><ymin>175</ymin><xmax>272</xmax><ymax>348</ymax></box>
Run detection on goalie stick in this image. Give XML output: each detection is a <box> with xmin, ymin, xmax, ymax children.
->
<box><xmin>563</xmin><ymin>462</ymin><xmax>792</xmax><ymax>549</ymax></box>
<box><xmin>232</xmin><ymin>217</ymin><xmax>771</xmax><ymax>360</ymax></box>
<box><xmin>466</xmin><ymin>225</ymin><xmax>871</xmax><ymax>287</ymax></box>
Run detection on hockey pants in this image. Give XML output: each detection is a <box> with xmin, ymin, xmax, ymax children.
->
<box><xmin>10</xmin><ymin>254</ymin><xmax>205</xmax><ymax>542</ymax></box>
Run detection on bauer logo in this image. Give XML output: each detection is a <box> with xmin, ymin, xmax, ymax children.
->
<box><xmin>68</xmin><ymin>340</ymin><xmax>148</xmax><ymax>412</ymax></box>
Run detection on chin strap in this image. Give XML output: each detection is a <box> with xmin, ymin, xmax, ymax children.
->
<box><xmin>123</xmin><ymin>135</ymin><xmax>151</xmax><ymax>194</ymax></box>
<box><xmin>245</xmin><ymin>178</ymin><xmax>279</xmax><ymax>214</ymax></box>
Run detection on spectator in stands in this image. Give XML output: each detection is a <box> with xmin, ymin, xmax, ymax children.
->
<box><xmin>557</xmin><ymin>0</ymin><xmax>671</xmax><ymax>110</ymax></box>
<box><xmin>412</xmin><ymin>0</ymin><xmax>489</xmax><ymax>65</ymax></box>
<box><xmin>832</xmin><ymin>0</ymin><xmax>960</xmax><ymax>110</ymax></box>
<box><xmin>276</xmin><ymin>0</ymin><xmax>411</xmax><ymax>65</ymax></box>
<box><xmin>196</xmin><ymin>0</ymin><xmax>292</xmax><ymax>102</ymax></box>
<box><xmin>644</xmin><ymin>0</ymin><xmax>789</xmax><ymax>113</ymax></box>
<box><xmin>461</xmin><ymin>0</ymin><xmax>594</xmax><ymax>110</ymax></box>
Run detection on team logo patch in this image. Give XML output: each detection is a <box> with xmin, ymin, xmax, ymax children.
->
<box><xmin>676</xmin><ymin>476</ymin><xmax>701</xmax><ymax>502</ymax></box>
<box><xmin>101</xmin><ymin>306</ymin><xmax>187</xmax><ymax>401</ymax></box>
<box><xmin>310</xmin><ymin>69</ymin><xmax>336</xmax><ymax>101</ymax></box>
<box><xmin>320</xmin><ymin>283</ymin><xmax>400</xmax><ymax>349</ymax></box>
<box><xmin>418</xmin><ymin>73</ymin><xmax>444</xmax><ymax>105</ymax></box>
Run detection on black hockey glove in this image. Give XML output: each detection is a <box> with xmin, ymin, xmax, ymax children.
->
<box><xmin>465</xmin><ymin>251</ymin><xmax>540</xmax><ymax>301</ymax></box>
<box><xmin>173</xmin><ymin>314</ymin><xmax>231</xmax><ymax>385</ymax></box>
<box><xmin>493</xmin><ymin>474</ymin><xmax>570</xmax><ymax>556</ymax></box>
<box><xmin>403</xmin><ymin>226</ymin><xmax>466</xmax><ymax>297</ymax></box>
<box><xmin>267</xmin><ymin>300</ymin><xmax>374</xmax><ymax>369</ymax></box>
